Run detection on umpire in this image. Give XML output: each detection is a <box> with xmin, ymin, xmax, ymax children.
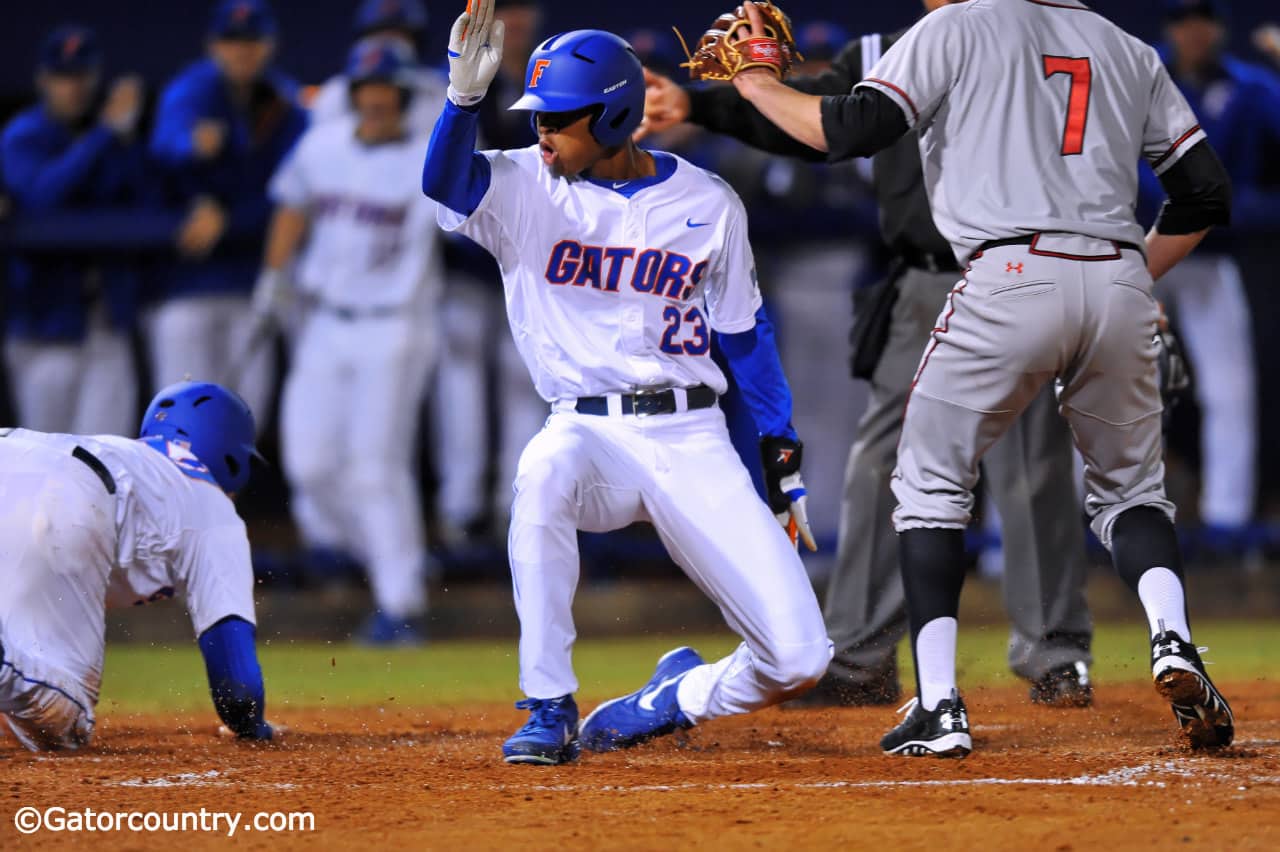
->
<box><xmin>642</xmin><ymin>0</ymin><xmax>1094</xmax><ymax>707</ymax></box>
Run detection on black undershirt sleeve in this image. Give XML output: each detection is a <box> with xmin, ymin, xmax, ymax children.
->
<box><xmin>819</xmin><ymin>89</ymin><xmax>912</xmax><ymax>163</ymax></box>
<box><xmin>1153</xmin><ymin>140</ymin><xmax>1232</xmax><ymax>235</ymax></box>
<box><xmin>684</xmin><ymin>39</ymin><xmax>863</xmax><ymax>162</ymax></box>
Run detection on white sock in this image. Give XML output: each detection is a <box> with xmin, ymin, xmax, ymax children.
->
<box><xmin>915</xmin><ymin>617</ymin><xmax>958</xmax><ymax>711</ymax></box>
<box><xmin>1137</xmin><ymin>567</ymin><xmax>1191</xmax><ymax>643</ymax></box>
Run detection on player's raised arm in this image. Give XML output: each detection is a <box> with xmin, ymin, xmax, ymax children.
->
<box><xmin>641</xmin><ymin>33</ymin><xmax>863</xmax><ymax>160</ymax></box>
<box><xmin>420</xmin><ymin>0</ymin><xmax>503</xmax><ymax>216</ymax></box>
<box><xmin>702</xmin><ymin>2</ymin><xmax>899</xmax><ymax>158</ymax></box>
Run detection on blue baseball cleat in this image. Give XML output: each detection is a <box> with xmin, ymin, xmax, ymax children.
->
<box><xmin>579</xmin><ymin>646</ymin><xmax>704</xmax><ymax>752</ymax></box>
<box><xmin>503</xmin><ymin>696</ymin><xmax>581</xmax><ymax>765</ymax></box>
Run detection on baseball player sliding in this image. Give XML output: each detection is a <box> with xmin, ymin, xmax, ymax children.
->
<box><xmin>0</xmin><ymin>382</ymin><xmax>276</xmax><ymax>750</ymax></box>
<box><xmin>422</xmin><ymin>0</ymin><xmax>832</xmax><ymax>765</ymax></box>
<box><xmin>716</xmin><ymin>0</ymin><xmax>1234</xmax><ymax>756</ymax></box>
<box><xmin>254</xmin><ymin>38</ymin><xmax>445</xmax><ymax>644</ymax></box>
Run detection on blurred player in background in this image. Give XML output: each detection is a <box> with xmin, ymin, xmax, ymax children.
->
<box><xmin>1</xmin><ymin>26</ymin><xmax>146</xmax><ymax>435</ymax></box>
<box><xmin>256</xmin><ymin>39</ymin><xmax>445</xmax><ymax>644</ymax></box>
<box><xmin>148</xmin><ymin>0</ymin><xmax>307</xmax><ymax>423</ymax></box>
<box><xmin>424</xmin><ymin>9</ymin><xmax>831</xmax><ymax>764</ymax></box>
<box><xmin>0</xmin><ymin>382</ymin><xmax>276</xmax><ymax>749</ymax></box>
<box><xmin>1141</xmin><ymin>0</ymin><xmax>1280</xmax><ymax>547</ymax></box>
<box><xmin>431</xmin><ymin>0</ymin><xmax>548</xmax><ymax>547</ymax></box>
<box><xmin>308</xmin><ymin>0</ymin><xmax>447</xmax><ymax>136</ymax></box>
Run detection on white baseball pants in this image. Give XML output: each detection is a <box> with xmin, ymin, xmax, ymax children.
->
<box><xmin>3</xmin><ymin>307</ymin><xmax>137</xmax><ymax>436</ymax></box>
<box><xmin>1154</xmin><ymin>253</ymin><xmax>1257</xmax><ymax>527</ymax></box>
<box><xmin>510</xmin><ymin>404</ymin><xmax>832</xmax><ymax>722</ymax></box>
<box><xmin>280</xmin><ymin>308</ymin><xmax>437</xmax><ymax>619</ymax></box>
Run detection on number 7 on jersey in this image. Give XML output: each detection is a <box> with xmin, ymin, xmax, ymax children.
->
<box><xmin>1042</xmin><ymin>56</ymin><xmax>1092</xmax><ymax>156</ymax></box>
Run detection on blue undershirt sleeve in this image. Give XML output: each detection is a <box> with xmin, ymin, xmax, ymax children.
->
<box><xmin>718</xmin><ymin>304</ymin><xmax>799</xmax><ymax>441</ymax></box>
<box><xmin>421</xmin><ymin>100</ymin><xmax>492</xmax><ymax>216</ymax></box>
<box><xmin>197</xmin><ymin>616</ymin><xmax>271</xmax><ymax>740</ymax></box>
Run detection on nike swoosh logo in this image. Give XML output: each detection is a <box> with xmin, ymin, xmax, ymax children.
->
<box><xmin>613</xmin><ymin>181</ymin><xmax>631</xmax><ymax>189</ymax></box>
<box><xmin>686</xmin><ymin>219</ymin><xmax>711</xmax><ymax>228</ymax></box>
<box><xmin>637</xmin><ymin>673</ymin><xmax>684</xmax><ymax>712</ymax></box>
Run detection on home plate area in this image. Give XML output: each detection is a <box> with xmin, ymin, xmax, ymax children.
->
<box><xmin>4</xmin><ymin>682</ymin><xmax>1277</xmax><ymax>850</ymax></box>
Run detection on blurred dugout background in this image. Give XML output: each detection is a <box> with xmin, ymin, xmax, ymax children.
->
<box><xmin>1</xmin><ymin>1</ymin><xmax>1279</xmax><ymax>634</ymax></box>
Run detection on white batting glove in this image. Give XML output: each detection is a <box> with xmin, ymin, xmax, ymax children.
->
<box><xmin>447</xmin><ymin>0</ymin><xmax>505</xmax><ymax>107</ymax></box>
<box><xmin>250</xmin><ymin>268</ymin><xmax>292</xmax><ymax>322</ymax></box>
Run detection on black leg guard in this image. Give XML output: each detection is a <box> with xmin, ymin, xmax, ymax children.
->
<box><xmin>1110</xmin><ymin>506</ymin><xmax>1185</xmax><ymax>593</ymax></box>
<box><xmin>899</xmin><ymin>528</ymin><xmax>968</xmax><ymax>697</ymax></box>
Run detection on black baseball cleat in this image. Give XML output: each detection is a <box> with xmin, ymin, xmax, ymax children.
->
<box><xmin>1150</xmin><ymin>625</ymin><xmax>1234</xmax><ymax>749</ymax></box>
<box><xmin>1029</xmin><ymin>661</ymin><xmax>1094</xmax><ymax>708</ymax></box>
<box><xmin>880</xmin><ymin>690</ymin><xmax>972</xmax><ymax>758</ymax></box>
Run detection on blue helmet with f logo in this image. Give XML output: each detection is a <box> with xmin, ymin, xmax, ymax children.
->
<box><xmin>139</xmin><ymin>382</ymin><xmax>261</xmax><ymax>494</ymax></box>
<box><xmin>508</xmin><ymin>30</ymin><xmax>644</xmax><ymax>148</ymax></box>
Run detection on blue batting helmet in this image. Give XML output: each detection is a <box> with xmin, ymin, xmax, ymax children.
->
<box><xmin>354</xmin><ymin>0</ymin><xmax>427</xmax><ymax>36</ymax></box>
<box><xmin>508</xmin><ymin>30</ymin><xmax>644</xmax><ymax>148</ymax></box>
<box><xmin>139</xmin><ymin>382</ymin><xmax>260</xmax><ymax>494</ymax></box>
<box><xmin>346</xmin><ymin>36</ymin><xmax>416</xmax><ymax>88</ymax></box>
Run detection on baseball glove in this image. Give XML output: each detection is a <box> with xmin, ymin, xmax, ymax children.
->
<box><xmin>675</xmin><ymin>1</ymin><xmax>801</xmax><ymax>82</ymax></box>
<box><xmin>1155</xmin><ymin>323</ymin><xmax>1191</xmax><ymax>420</ymax></box>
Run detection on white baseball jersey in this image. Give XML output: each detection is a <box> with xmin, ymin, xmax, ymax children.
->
<box><xmin>438</xmin><ymin>148</ymin><xmax>763</xmax><ymax>402</ymax></box>
<box><xmin>856</xmin><ymin>0</ymin><xmax>1206</xmax><ymax>262</ymax></box>
<box><xmin>1</xmin><ymin>429</ymin><xmax>257</xmax><ymax>637</ymax></box>
<box><xmin>310</xmin><ymin>66</ymin><xmax>450</xmax><ymax>137</ymax></box>
<box><xmin>270</xmin><ymin>119</ymin><xmax>444</xmax><ymax>310</ymax></box>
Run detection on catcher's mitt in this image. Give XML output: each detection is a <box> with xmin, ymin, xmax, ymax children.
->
<box><xmin>675</xmin><ymin>1</ymin><xmax>801</xmax><ymax>82</ymax></box>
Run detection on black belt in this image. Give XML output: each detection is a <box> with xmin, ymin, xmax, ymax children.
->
<box><xmin>575</xmin><ymin>385</ymin><xmax>718</xmax><ymax>417</ymax></box>
<box><xmin>322</xmin><ymin>303</ymin><xmax>403</xmax><ymax>321</ymax></box>
<box><xmin>897</xmin><ymin>246</ymin><xmax>960</xmax><ymax>273</ymax></box>
<box><xmin>976</xmin><ymin>233</ymin><xmax>1144</xmax><ymax>258</ymax></box>
<box><xmin>73</xmin><ymin>445</ymin><xmax>116</xmax><ymax>495</ymax></box>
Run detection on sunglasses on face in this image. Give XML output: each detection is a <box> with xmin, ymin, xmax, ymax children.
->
<box><xmin>535</xmin><ymin>105</ymin><xmax>597</xmax><ymax>134</ymax></box>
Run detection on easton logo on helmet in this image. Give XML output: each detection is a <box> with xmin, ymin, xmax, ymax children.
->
<box><xmin>603</xmin><ymin>78</ymin><xmax>629</xmax><ymax>94</ymax></box>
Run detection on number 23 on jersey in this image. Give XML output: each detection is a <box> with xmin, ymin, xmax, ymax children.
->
<box><xmin>660</xmin><ymin>305</ymin><xmax>710</xmax><ymax>356</ymax></box>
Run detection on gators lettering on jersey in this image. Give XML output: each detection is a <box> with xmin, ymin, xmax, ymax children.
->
<box><xmin>438</xmin><ymin>148</ymin><xmax>762</xmax><ymax>402</ymax></box>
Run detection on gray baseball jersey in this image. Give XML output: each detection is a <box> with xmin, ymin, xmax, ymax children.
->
<box><xmin>856</xmin><ymin>0</ymin><xmax>1205</xmax><ymax>263</ymax></box>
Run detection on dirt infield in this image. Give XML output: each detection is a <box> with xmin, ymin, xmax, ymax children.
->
<box><xmin>4</xmin><ymin>681</ymin><xmax>1277</xmax><ymax>850</ymax></box>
